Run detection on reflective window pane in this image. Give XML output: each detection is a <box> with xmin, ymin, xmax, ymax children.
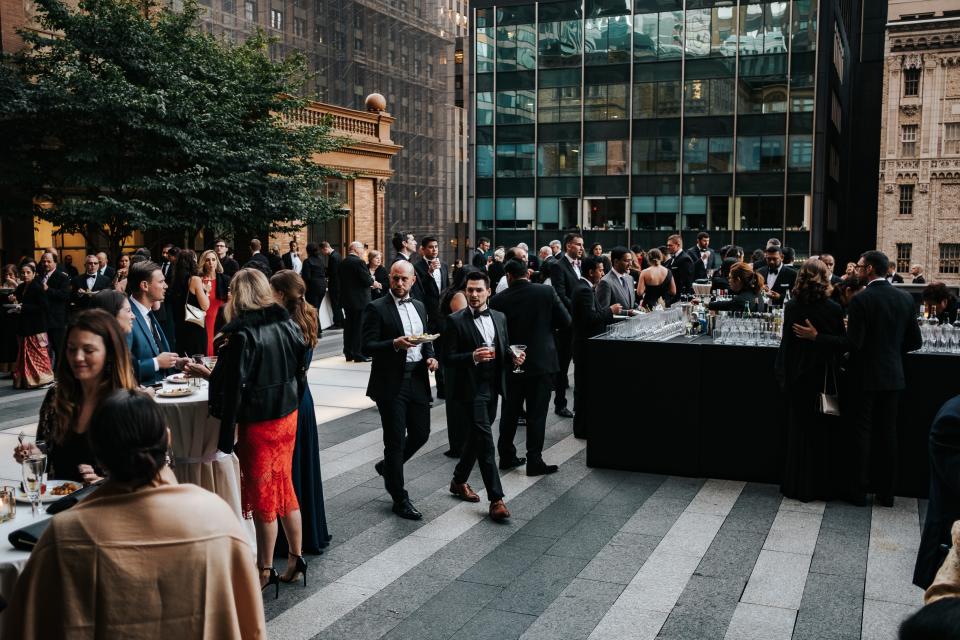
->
<box><xmin>584</xmin><ymin>141</ymin><xmax>607</xmax><ymax>176</ymax></box>
<box><xmin>737</xmin><ymin>137</ymin><xmax>762</xmax><ymax>172</ymax></box>
<box><xmin>584</xmin><ymin>83</ymin><xmax>628</xmax><ymax>120</ymax></box>
<box><xmin>476</xmin><ymin>144</ymin><xmax>494</xmax><ymax>178</ymax></box>
<box><xmin>708</xmin><ymin>137</ymin><xmax>733</xmax><ymax>173</ymax></box>
<box><xmin>788</xmin><ymin>136</ymin><xmax>812</xmax><ymax>169</ymax></box>
<box><xmin>539</xmin><ymin>20</ymin><xmax>583</xmax><ymax>68</ymax></box>
<box><xmin>712</xmin><ymin>6</ymin><xmax>738</xmax><ymax>57</ymax></box>
<box><xmin>477</xmin><ymin>91</ymin><xmax>494</xmax><ymax>125</ymax></box>
<box><xmin>685</xmin><ymin>9</ymin><xmax>711</xmax><ymax>58</ymax></box>
<box><xmin>792</xmin><ymin>0</ymin><xmax>817</xmax><ymax>52</ymax></box>
<box><xmin>684</xmin><ymin>137</ymin><xmax>709</xmax><ymax>173</ymax></box>
<box><xmin>498</xmin><ymin>24</ymin><xmax>536</xmax><ymax>71</ymax></box>
<box><xmin>538</xmin><ymin>142</ymin><xmax>581</xmax><ymax>176</ymax></box>
<box><xmin>476</xmin><ymin>27</ymin><xmax>495</xmax><ymax>73</ymax></box>
<box><xmin>496</xmin><ymin>89</ymin><xmax>536</xmax><ymax>124</ymax></box>
<box><xmin>586</xmin><ymin>16</ymin><xmax>631</xmax><ymax>64</ymax></box>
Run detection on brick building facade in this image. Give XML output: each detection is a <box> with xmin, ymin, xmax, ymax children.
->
<box><xmin>877</xmin><ymin>1</ymin><xmax>960</xmax><ymax>284</ymax></box>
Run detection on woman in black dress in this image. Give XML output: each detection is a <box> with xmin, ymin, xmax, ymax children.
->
<box><xmin>367</xmin><ymin>250</ymin><xmax>389</xmax><ymax>300</ymax></box>
<box><xmin>707</xmin><ymin>262</ymin><xmax>764</xmax><ymax>313</ymax></box>
<box><xmin>13</xmin><ymin>310</ymin><xmax>138</xmax><ymax>482</ymax></box>
<box><xmin>776</xmin><ymin>258</ymin><xmax>846</xmax><ymax>502</ymax></box>
<box><xmin>636</xmin><ymin>249</ymin><xmax>675</xmax><ymax>309</ymax></box>
<box><xmin>169</xmin><ymin>250</ymin><xmax>209</xmax><ymax>356</ymax></box>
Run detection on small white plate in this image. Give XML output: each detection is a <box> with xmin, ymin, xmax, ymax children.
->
<box><xmin>164</xmin><ymin>373</ymin><xmax>189</xmax><ymax>384</ymax></box>
<box><xmin>17</xmin><ymin>479</ymin><xmax>82</xmax><ymax>504</ymax></box>
<box><xmin>157</xmin><ymin>387</ymin><xmax>195</xmax><ymax>398</ymax></box>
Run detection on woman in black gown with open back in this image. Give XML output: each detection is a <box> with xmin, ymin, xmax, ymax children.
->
<box><xmin>636</xmin><ymin>248</ymin><xmax>675</xmax><ymax>309</ymax></box>
<box><xmin>775</xmin><ymin>258</ymin><xmax>846</xmax><ymax>502</ymax></box>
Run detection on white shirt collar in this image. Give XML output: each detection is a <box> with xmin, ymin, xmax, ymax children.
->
<box><xmin>131</xmin><ymin>296</ymin><xmax>152</xmax><ymax>318</ymax></box>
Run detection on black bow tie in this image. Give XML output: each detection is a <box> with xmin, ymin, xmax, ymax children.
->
<box><xmin>397</xmin><ymin>297</ymin><xmax>412</xmax><ymax>305</ymax></box>
<box><xmin>472</xmin><ymin>308</ymin><xmax>490</xmax><ymax>319</ymax></box>
<box><xmin>769</xmin><ymin>268</ymin><xmax>779</xmax><ymax>276</ymax></box>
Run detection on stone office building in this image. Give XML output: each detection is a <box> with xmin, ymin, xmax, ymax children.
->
<box><xmin>877</xmin><ymin>0</ymin><xmax>960</xmax><ymax>283</ymax></box>
<box><xmin>468</xmin><ymin>0</ymin><xmax>887</xmax><ymax>261</ymax></box>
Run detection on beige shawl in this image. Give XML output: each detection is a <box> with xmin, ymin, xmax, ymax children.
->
<box><xmin>3</xmin><ymin>482</ymin><xmax>265</xmax><ymax>639</ymax></box>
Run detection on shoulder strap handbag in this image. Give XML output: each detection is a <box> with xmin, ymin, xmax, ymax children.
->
<box><xmin>185</xmin><ymin>300</ymin><xmax>206</xmax><ymax>327</ymax></box>
<box><xmin>818</xmin><ymin>362</ymin><xmax>841</xmax><ymax>416</ymax></box>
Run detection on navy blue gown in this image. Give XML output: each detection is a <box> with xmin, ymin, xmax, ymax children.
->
<box><xmin>277</xmin><ymin>351</ymin><xmax>332</xmax><ymax>556</ymax></box>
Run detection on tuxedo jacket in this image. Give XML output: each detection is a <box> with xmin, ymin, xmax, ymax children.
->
<box><xmin>267</xmin><ymin>252</ymin><xmax>284</xmax><ymax>275</ymax></box>
<box><xmin>757</xmin><ymin>265</ymin><xmax>797</xmax><ymax>306</ymax></box>
<box><xmin>549</xmin><ymin>256</ymin><xmax>580</xmax><ymax>311</ymax></box>
<box><xmin>42</xmin><ymin>270</ymin><xmax>72</xmax><ymax>329</ymax></box>
<box><xmin>361</xmin><ymin>295</ymin><xmax>434</xmax><ymax>403</ymax></box>
<box><xmin>413</xmin><ymin>259</ymin><xmax>448</xmax><ymax>332</ymax></box>
<box><xmin>688</xmin><ymin>246</ymin><xmax>722</xmax><ymax>280</ymax></box>
<box><xmin>243</xmin><ymin>253</ymin><xmax>272</xmax><ymax>278</ymax></box>
<box><xmin>471</xmin><ymin>249</ymin><xmax>487</xmax><ymax>269</ymax></box>
<box><xmin>664</xmin><ymin>251</ymin><xmax>695</xmax><ymax>299</ymax></box>
<box><xmin>338</xmin><ymin>254</ymin><xmax>374</xmax><ymax>311</ymax></box>
<box><xmin>571</xmin><ymin>279</ymin><xmax>613</xmax><ymax>357</ymax></box>
<box><xmin>70</xmin><ymin>273</ymin><xmax>112</xmax><ymax>308</ymax></box>
<box><xmin>596</xmin><ymin>270</ymin><xmax>636</xmax><ymax>310</ymax></box>
<box><xmin>488</xmin><ymin>280</ymin><xmax>571</xmax><ymax>377</ymax></box>
<box><xmin>325</xmin><ymin>251</ymin><xmax>342</xmax><ymax>291</ymax></box>
<box><xmin>129</xmin><ymin>297</ymin><xmax>171</xmax><ymax>385</ymax></box>
<box><xmin>442</xmin><ymin>307</ymin><xmax>509</xmax><ymax>403</ymax></box>
<box><xmin>281</xmin><ymin>251</ymin><xmax>300</xmax><ymax>271</ymax></box>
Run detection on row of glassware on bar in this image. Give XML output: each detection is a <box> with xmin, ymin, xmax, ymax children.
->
<box><xmin>917</xmin><ymin>316</ymin><xmax>960</xmax><ymax>354</ymax></box>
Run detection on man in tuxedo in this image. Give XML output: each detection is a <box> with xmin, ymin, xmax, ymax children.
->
<box><xmin>38</xmin><ymin>252</ymin><xmax>71</xmax><ymax>365</ymax></box>
<box><xmin>159</xmin><ymin>244</ymin><xmax>176</xmax><ymax>280</ymax></box>
<box><xmin>910</xmin><ymin>264</ymin><xmax>925</xmax><ymax>284</ymax></box>
<box><xmin>243</xmin><ymin>239</ymin><xmax>272</xmax><ymax>277</ymax></box>
<box><xmin>471</xmin><ymin>237</ymin><xmax>490</xmax><ymax>269</ymax></box>
<box><xmin>126</xmin><ymin>262</ymin><xmax>180</xmax><ymax>385</ymax></box>
<box><xmin>339</xmin><ymin>241</ymin><xmax>374</xmax><ymax>362</ymax></box>
<box><xmin>548</xmin><ymin>232</ymin><xmax>584</xmax><ymax>418</ymax></box>
<box><xmin>390</xmin><ymin>232</ymin><xmax>418</xmax><ymax>266</ymax></box>
<box><xmin>362</xmin><ymin>260</ymin><xmax>438</xmax><ymax>520</ymax></box>
<box><xmin>214</xmin><ymin>239</ymin><xmax>239</xmax><ymax>278</ymax></box>
<box><xmin>663</xmin><ymin>234</ymin><xmax>695</xmax><ymax>301</ymax></box>
<box><xmin>96</xmin><ymin>252</ymin><xmax>116</xmax><ymax>282</ymax></box>
<box><xmin>282</xmin><ymin>240</ymin><xmax>303</xmax><ymax>274</ymax></box>
<box><xmin>413</xmin><ymin>237</ymin><xmax>448</xmax><ymax>332</ymax></box>
<box><xmin>596</xmin><ymin>247</ymin><xmax>637</xmax><ymax>311</ymax></box>
<box><xmin>757</xmin><ymin>245</ymin><xmax>797</xmax><ymax>306</ymax></box>
<box><xmin>70</xmin><ymin>254</ymin><xmax>111</xmax><ymax>311</ymax></box>
<box><xmin>321</xmin><ymin>242</ymin><xmax>343</xmax><ymax>327</ymax></box>
<box><xmin>490</xmin><ymin>259</ymin><xmax>571</xmax><ymax>475</ymax></box>
<box><xmin>443</xmin><ymin>270</ymin><xmax>517</xmax><ymax>521</ymax></box>
<box><xmin>885</xmin><ymin>263</ymin><xmax>905</xmax><ymax>283</ymax></box>
<box><xmin>571</xmin><ymin>256</ymin><xmax>620</xmax><ymax>438</ymax></box>
<box><xmin>796</xmin><ymin>250</ymin><xmax>921</xmax><ymax>506</ymax></box>
<box><xmin>688</xmin><ymin>232</ymin><xmax>722</xmax><ymax>280</ymax></box>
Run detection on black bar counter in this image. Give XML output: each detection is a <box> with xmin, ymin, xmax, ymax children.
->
<box><xmin>581</xmin><ymin>335</ymin><xmax>959</xmax><ymax>498</ymax></box>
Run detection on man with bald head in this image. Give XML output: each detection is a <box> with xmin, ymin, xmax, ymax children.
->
<box><xmin>362</xmin><ymin>259</ymin><xmax>438</xmax><ymax>520</ymax></box>
<box><xmin>339</xmin><ymin>241</ymin><xmax>375</xmax><ymax>362</ymax></box>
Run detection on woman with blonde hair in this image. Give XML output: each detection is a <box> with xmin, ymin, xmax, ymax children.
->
<box><xmin>198</xmin><ymin>249</ymin><xmax>228</xmax><ymax>355</ymax></box>
<box><xmin>270</xmin><ymin>271</ymin><xmax>331</xmax><ymax>560</ymax></box>
<box><xmin>207</xmin><ymin>268</ymin><xmax>309</xmax><ymax>596</ymax></box>
<box><xmin>13</xmin><ymin>310</ymin><xmax>138</xmax><ymax>482</ymax></box>
<box><xmin>776</xmin><ymin>258</ymin><xmax>845</xmax><ymax>502</ymax></box>
<box><xmin>636</xmin><ymin>248</ymin><xmax>676</xmax><ymax>309</ymax></box>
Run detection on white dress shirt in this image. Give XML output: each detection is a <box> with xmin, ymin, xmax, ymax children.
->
<box><xmin>84</xmin><ymin>274</ymin><xmax>98</xmax><ymax>290</ymax></box>
<box><xmin>767</xmin><ymin>267</ymin><xmax>779</xmax><ymax>290</ymax></box>
<box><xmin>566</xmin><ymin>254</ymin><xmax>581</xmax><ymax>279</ymax></box>
<box><xmin>291</xmin><ymin>254</ymin><xmax>302</xmax><ymax>274</ymax></box>
<box><xmin>431</xmin><ymin>263</ymin><xmax>443</xmax><ymax>292</ymax></box>
<box><xmin>472</xmin><ymin>308</ymin><xmax>496</xmax><ymax>347</ymax></box>
<box><xmin>391</xmin><ymin>291</ymin><xmax>423</xmax><ymax>363</ymax></box>
<box><xmin>495</xmin><ymin>275</ymin><xmax>508</xmax><ymax>294</ymax></box>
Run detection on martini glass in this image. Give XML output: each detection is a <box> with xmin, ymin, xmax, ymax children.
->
<box><xmin>509</xmin><ymin>344</ymin><xmax>527</xmax><ymax>373</ymax></box>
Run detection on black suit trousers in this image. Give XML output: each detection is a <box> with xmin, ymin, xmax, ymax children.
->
<box><xmin>375</xmin><ymin>378</ymin><xmax>431</xmax><ymax>503</ymax></box>
<box><xmin>46</xmin><ymin>327</ymin><xmax>65</xmax><ymax>368</ymax></box>
<box><xmin>849</xmin><ymin>390</ymin><xmax>900</xmax><ymax>497</ymax></box>
<box><xmin>553</xmin><ymin>328</ymin><xmax>572</xmax><ymax>409</ymax></box>
<box><xmin>452</xmin><ymin>384</ymin><xmax>504</xmax><ymax>502</ymax></box>
<box><xmin>498</xmin><ymin>373</ymin><xmax>551</xmax><ymax>463</ymax></box>
<box><xmin>343</xmin><ymin>307</ymin><xmax>364</xmax><ymax>358</ymax></box>
<box><xmin>329</xmin><ymin>288</ymin><xmax>344</xmax><ymax>325</ymax></box>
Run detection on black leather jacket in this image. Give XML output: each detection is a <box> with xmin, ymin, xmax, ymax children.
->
<box><xmin>209</xmin><ymin>304</ymin><xmax>307</xmax><ymax>453</ymax></box>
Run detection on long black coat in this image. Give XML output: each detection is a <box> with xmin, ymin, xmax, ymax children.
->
<box><xmin>489</xmin><ymin>280</ymin><xmax>570</xmax><ymax>377</ymax></box>
<box><xmin>338</xmin><ymin>254</ymin><xmax>374</xmax><ymax>311</ymax></box>
<box><xmin>300</xmin><ymin>256</ymin><xmax>326</xmax><ymax>308</ymax></box>
<box><xmin>774</xmin><ymin>297</ymin><xmax>845</xmax><ymax>391</ymax></box>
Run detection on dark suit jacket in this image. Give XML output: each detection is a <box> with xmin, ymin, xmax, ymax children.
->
<box><xmin>413</xmin><ymin>260</ymin><xmax>449</xmax><ymax>332</ymax></box>
<box><xmin>664</xmin><ymin>251</ymin><xmax>695</xmax><ymax>299</ymax></box>
<box><xmin>99</xmin><ymin>266</ymin><xmax>117</xmax><ymax>282</ymax></box>
<box><xmin>42</xmin><ymin>270</ymin><xmax>72</xmax><ymax>329</ymax></box>
<box><xmin>300</xmin><ymin>256</ymin><xmax>326</xmax><ymax>308</ymax></box>
<box><xmin>221</xmin><ymin>256</ymin><xmax>240</xmax><ymax>278</ymax></box>
<box><xmin>267</xmin><ymin>252</ymin><xmax>284</xmax><ymax>274</ymax></box>
<box><xmin>757</xmin><ymin>265</ymin><xmax>797</xmax><ymax>306</ymax></box>
<box><xmin>326</xmin><ymin>251</ymin><xmax>342</xmax><ymax>292</ymax></box>
<box><xmin>70</xmin><ymin>273</ymin><xmax>112</xmax><ymax>308</ymax></box>
<box><xmin>571</xmin><ymin>280</ymin><xmax>613</xmax><ymax>357</ymax></box>
<box><xmin>774</xmin><ymin>297</ymin><xmax>845</xmax><ymax>390</ymax></box>
<box><xmin>129</xmin><ymin>297</ymin><xmax>171</xmax><ymax>384</ymax></box>
<box><xmin>914</xmin><ymin>395</ymin><xmax>960</xmax><ymax>589</ymax></box>
<box><xmin>243</xmin><ymin>252</ymin><xmax>272</xmax><ymax>277</ymax></box>
<box><xmin>339</xmin><ymin>254</ymin><xmax>374</xmax><ymax>311</ymax></box>
<box><xmin>281</xmin><ymin>252</ymin><xmax>300</xmax><ymax>271</ymax></box>
<box><xmin>361</xmin><ymin>295</ymin><xmax>434</xmax><ymax>403</ymax></box>
<box><xmin>913</xmin><ymin>275</ymin><xmax>926</xmax><ymax>284</ymax></box>
<box><xmin>549</xmin><ymin>256</ymin><xmax>580</xmax><ymax>311</ymax></box>
<box><xmin>442</xmin><ymin>307</ymin><xmax>509</xmax><ymax>402</ymax></box>
<box><xmin>688</xmin><ymin>246</ymin><xmax>722</xmax><ymax>280</ymax></box>
<box><xmin>489</xmin><ymin>280</ymin><xmax>571</xmax><ymax>377</ymax></box>
<box><xmin>538</xmin><ymin>256</ymin><xmax>556</xmax><ymax>284</ymax></box>
<box><xmin>471</xmin><ymin>249</ymin><xmax>487</xmax><ymax>269</ymax></box>
<box><xmin>887</xmin><ymin>273</ymin><xmax>905</xmax><ymax>284</ymax></box>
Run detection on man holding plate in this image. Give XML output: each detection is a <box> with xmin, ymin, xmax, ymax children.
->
<box><xmin>362</xmin><ymin>261</ymin><xmax>438</xmax><ymax>521</ymax></box>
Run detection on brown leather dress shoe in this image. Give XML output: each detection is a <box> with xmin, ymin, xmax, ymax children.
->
<box><xmin>489</xmin><ymin>499</ymin><xmax>511</xmax><ymax>521</ymax></box>
<box><xmin>449</xmin><ymin>480</ymin><xmax>480</xmax><ymax>502</ymax></box>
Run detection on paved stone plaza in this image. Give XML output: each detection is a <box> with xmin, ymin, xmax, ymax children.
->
<box><xmin>0</xmin><ymin>332</ymin><xmax>925</xmax><ymax>640</ymax></box>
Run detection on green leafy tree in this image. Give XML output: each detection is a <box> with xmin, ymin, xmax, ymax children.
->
<box><xmin>0</xmin><ymin>0</ymin><xmax>347</xmax><ymax>257</ymax></box>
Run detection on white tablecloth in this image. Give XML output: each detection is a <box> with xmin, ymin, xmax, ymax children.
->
<box><xmin>154</xmin><ymin>382</ymin><xmax>243</xmax><ymax>520</ymax></box>
<box><xmin>0</xmin><ymin>505</ymin><xmax>49</xmax><ymax>616</ymax></box>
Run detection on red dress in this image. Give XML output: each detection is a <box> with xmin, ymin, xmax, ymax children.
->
<box><xmin>203</xmin><ymin>276</ymin><xmax>225</xmax><ymax>356</ymax></box>
<box><xmin>235</xmin><ymin>410</ymin><xmax>300</xmax><ymax>522</ymax></box>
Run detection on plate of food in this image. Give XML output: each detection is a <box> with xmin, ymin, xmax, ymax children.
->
<box><xmin>16</xmin><ymin>479</ymin><xmax>82</xmax><ymax>504</ymax></box>
<box><xmin>157</xmin><ymin>387</ymin><xmax>195</xmax><ymax>398</ymax></box>
<box><xmin>407</xmin><ymin>333</ymin><xmax>439</xmax><ymax>345</ymax></box>
<box><xmin>164</xmin><ymin>373</ymin><xmax>190</xmax><ymax>384</ymax></box>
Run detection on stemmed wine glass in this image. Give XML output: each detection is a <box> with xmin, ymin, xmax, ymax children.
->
<box><xmin>509</xmin><ymin>344</ymin><xmax>527</xmax><ymax>374</ymax></box>
<box><xmin>22</xmin><ymin>453</ymin><xmax>46</xmax><ymax>516</ymax></box>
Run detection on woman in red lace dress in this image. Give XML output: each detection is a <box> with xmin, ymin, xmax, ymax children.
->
<box><xmin>198</xmin><ymin>250</ymin><xmax>227</xmax><ymax>355</ymax></box>
<box><xmin>206</xmin><ymin>269</ymin><xmax>309</xmax><ymax>596</ymax></box>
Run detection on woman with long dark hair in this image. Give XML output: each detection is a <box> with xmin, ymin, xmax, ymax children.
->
<box><xmin>707</xmin><ymin>262</ymin><xmax>764</xmax><ymax>312</ymax></box>
<box><xmin>206</xmin><ymin>269</ymin><xmax>308</xmax><ymax>596</ymax></box>
<box><xmin>13</xmin><ymin>310</ymin><xmax>138</xmax><ymax>482</ymax></box>
<box><xmin>270</xmin><ymin>271</ymin><xmax>332</xmax><ymax>558</ymax></box>
<box><xmin>8</xmin><ymin>262</ymin><xmax>54</xmax><ymax>389</ymax></box>
<box><xmin>4</xmin><ymin>389</ymin><xmax>266</xmax><ymax>638</ymax></box>
<box><xmin>776</xmin><ymin>258</ymin><xmax>846</xmax><ymax>502</ymax></box>
<box><xmin>169</xmin><ymin>249</ymin><xmax>209</xmax><ymax>356</ymax></box>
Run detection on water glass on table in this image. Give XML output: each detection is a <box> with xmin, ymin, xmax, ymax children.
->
<box><xmin>22</xmin><ymin>454</ymin><xmax>46</xmax><ymax>515</ymax></box>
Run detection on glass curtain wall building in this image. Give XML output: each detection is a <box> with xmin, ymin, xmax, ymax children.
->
<box><xmin>471</xmin><ymin>0</ymin><xmax>829</xmax><ymax>254</ymax></box>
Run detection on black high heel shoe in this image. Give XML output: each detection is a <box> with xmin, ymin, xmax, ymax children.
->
<box><xmin>280</xmin><ymin>553</ymin><xmax>308</xmax><ymax>586</ymax></box>
<box><xmin>260</xmin><ymin>566</ymin><xmax>280</xmax><ymax>599</ymax></box>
